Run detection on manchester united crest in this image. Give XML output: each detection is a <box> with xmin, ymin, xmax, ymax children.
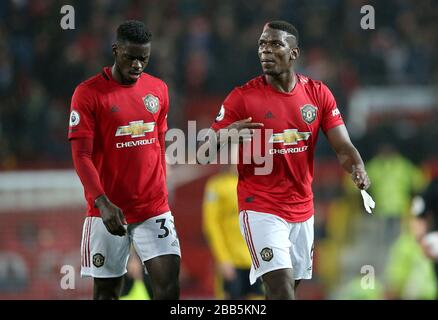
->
<box><xmin>143</xmin><ymin>94</ymin><xmax>160</xmax><ymax>114</ymax></box>
<box><xmin>300</xmin><ymin>104</ymin><xmax>317</xmax><ymax>124</ymax></box>
<box><xmin>260</xmin><ymin>247</ymin><xmax>273</xmax><ymax>262</ymax></box>
<box><xmin>93</xmin><ymin>253</ymin><xmax>105</xmax><ymax>268</ymax></box>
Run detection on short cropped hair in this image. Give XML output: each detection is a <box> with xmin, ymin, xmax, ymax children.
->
<box><xmin>116</xmin><ymin>20</ymin><xmax>152</xmax><ymax>44</ymax></box>
<box><xmin>267</xmin><ymin>20</ymin><xmax>299</xmax><ymax>46</ymax></box>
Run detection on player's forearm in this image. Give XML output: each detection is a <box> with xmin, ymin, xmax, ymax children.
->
<box><xmin>326</xmin><ymin>125</ymin><xmax>365</xmax><ymax>174</ymax></box>
<box><xmin>71</xmin><ymin>138</ymin><xmax>105</xmax><ymax>202</ymax></box>
<box><xmin>336</xmin><ymin>144</ymin><xmax>365</xmax><ymax>174</ymax></box>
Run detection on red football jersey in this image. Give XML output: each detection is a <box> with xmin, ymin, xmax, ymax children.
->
<box><xmin>211</xmin><ymin>74</ymin><xmax>344</xmax><ymax>222</ymax></box>
<box><xmin>68</xmin><ymin>67</ymin><xmax>170</xmax><ymax>223</ymax></box>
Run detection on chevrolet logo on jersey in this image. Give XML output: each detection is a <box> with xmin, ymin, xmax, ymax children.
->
<box><xmin>269</xmin><ymin>129</ymin><xmax>311</xmax><ymax>145</ymax></box>
<box><xmin>115</xmin><ymin>120</ymin><xmax>155</xmax><ymax>138</ymax></box>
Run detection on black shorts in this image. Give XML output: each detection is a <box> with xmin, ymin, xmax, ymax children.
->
<box><xmin>223</xmin><ymin>268</ymin><xmax>264</xmax><ymax>299</ymax></box>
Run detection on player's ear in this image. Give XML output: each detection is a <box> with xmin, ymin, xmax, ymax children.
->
<box><xmin>112</xmin><ymin>43</ymin><xmax>118</xmax><ymax>57</ymax></box>
<box><xmin>290</xmin><ymin>47</ymin><xmax>300</xmax><ymax>60</ymax></box>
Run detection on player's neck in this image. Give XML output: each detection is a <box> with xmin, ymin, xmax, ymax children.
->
<box><xmin>111</xmin><ymin>65</ymin><xmax>120</xmax><ymax>83</ymax></box>
<box><xmin>111</xmin><ymin>64</ymin><xmax>128</xmax><ymax>85</ymax></box>
<box><xmin>265</xmin><ymin>71</ymin><xmax>296</xmax><ymax>93</ymax></box>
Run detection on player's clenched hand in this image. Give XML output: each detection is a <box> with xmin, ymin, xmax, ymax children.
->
<box><xmin>351</xmin><ymin>166</ymin><xmax>371</xmax><ymax>190</ymax></box>
<box><xmin>224</xmin><ymin>117</ymin><xmax>264</xmax><ymax>143</ymax></box>
<box><xmin>95</xmin><ymin>195</ymin><xmax>127</xmax><ymax>236</ymax></box>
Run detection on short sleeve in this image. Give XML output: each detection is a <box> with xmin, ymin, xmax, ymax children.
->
<box><xmin>319</xmin><ymin>83</ymin><xmax>344</xmax><ymax>133</ymax></box>
<box><xmin>157</xmin><ymin>82</ymin><xmax>169</xmax><ymax>133</ymax></box>
<box><xmin>68</xmin><ymin>84</ymin><xmax>96</xmax><ymax>140</ymax></box>
<box><xmin>210</xmin><ymin>88</ymin><xmax>246</xmax><ymax>131</ymax></box>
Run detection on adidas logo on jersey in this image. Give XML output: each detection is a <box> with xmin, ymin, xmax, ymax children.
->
<box><xmin>264</xmin><ymin>111</ymin><xmax>274</xmax><ymax>119</ymax></box>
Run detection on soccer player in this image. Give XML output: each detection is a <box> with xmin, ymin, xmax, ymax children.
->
<box><xmin>203</xmin><ymin>163</ymin><xmax>263</xmax><ymax>300</ymax></box>
<box><xmin>199</xmin><ymin>21</ymin><xmax>370</xmax><ymax>300</ymax></box>
<box><xmin>68</xmin><ymin>20</ymin><xmax>180</xmax><ymax>300</ymax></box>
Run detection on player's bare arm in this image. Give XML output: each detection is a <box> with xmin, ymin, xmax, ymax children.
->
<box><xmin>94</xmin><ymin>195</ymin><xmax>127</xmax><ymax>237</ymax></box>
<box><xmin>326</xmin><ymin>124</ymin><xmax>371</xmax><ymax>190</ymax></box>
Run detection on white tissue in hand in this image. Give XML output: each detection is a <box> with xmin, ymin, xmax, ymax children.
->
<box><xmin>361</xmin><ymin>190</ymin><xmax>375</xmax><ymax>214</ymax></box>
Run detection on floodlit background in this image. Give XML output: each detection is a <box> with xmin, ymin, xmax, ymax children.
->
<box><xmin>1</xmin><ymin>0</ymin><xmax>437</xmax><ymax>299</ymax></box>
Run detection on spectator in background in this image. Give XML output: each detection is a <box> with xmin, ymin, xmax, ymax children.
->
<box><xmin>366</xmin><ymin>143</ymin><xmax>426</xmax><ymax>255</ymax></box>
<box><xmin>334</xmin><ymin>275</ymin><xmax>384</xmax><ymax>300</ymax></box>
<box><xmin>411</xmin><ymin>177</ymin><xmax>438</xmax><ymax>298</ymax></box>
<box><xmin>2</xmin><ymin>0</ymin><xmax>438</xmax><ymax>167</ymax></box>
<box><xmin>384</xmin><ymin>213</ymin><xmax>437</xmax><ymax>300</ymax></box>
<box><xmin>203</xmin><ymin>162</ymin><xmax>263</xmax><ymax>300</ymax></box>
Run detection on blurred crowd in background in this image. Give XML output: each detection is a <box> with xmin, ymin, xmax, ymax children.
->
<box><xmin>0</xmin><ymin>0</ymin><xmax>438</xmax><ymax>299</ymax></box>
<box><xmin>0</xmin><ymin>0</ymin><xmax>437</xmax><ymax>168</ymax></box>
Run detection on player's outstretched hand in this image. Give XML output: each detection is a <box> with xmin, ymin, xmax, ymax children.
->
<box><xmin>227</xmin><ymin>117</ymin><xmax>264</xmax><ymax>130</ymax></box>
<box><xmin>351</xmin><ymin>166</ymin><xmax>371</xmax><ymax>190</ymax></box>
<box><xmin>224</xmin><ymin>117</ymin><xmax>264</xmax><ymax>142</ymax></box>
<box><xmin>95</xmin><ymin>195</ymin><xmax>127</xmax><ymax>236</ymax></box>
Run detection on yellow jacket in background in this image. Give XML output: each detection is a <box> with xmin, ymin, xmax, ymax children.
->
<box><xmin>202</xmin><ymin>171</ymin><xmax>252</xmax><ymax>268</ymax></box>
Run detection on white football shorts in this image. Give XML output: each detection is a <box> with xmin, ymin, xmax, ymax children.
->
<box><xmin>239</xmin><ymin>210</ymin><xmax>314</xmax><ymax>285</ymax></box>
<box><xmin>80</xmin><ymin>211</ymin><xmax>181</xmax><ymax>278</ymax></box>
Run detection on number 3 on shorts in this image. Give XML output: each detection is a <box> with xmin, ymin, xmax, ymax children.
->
<box><xmin>155</xmin><ymin>218</ymin><xmax>170</xmax><ymax>238</ymax></box>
